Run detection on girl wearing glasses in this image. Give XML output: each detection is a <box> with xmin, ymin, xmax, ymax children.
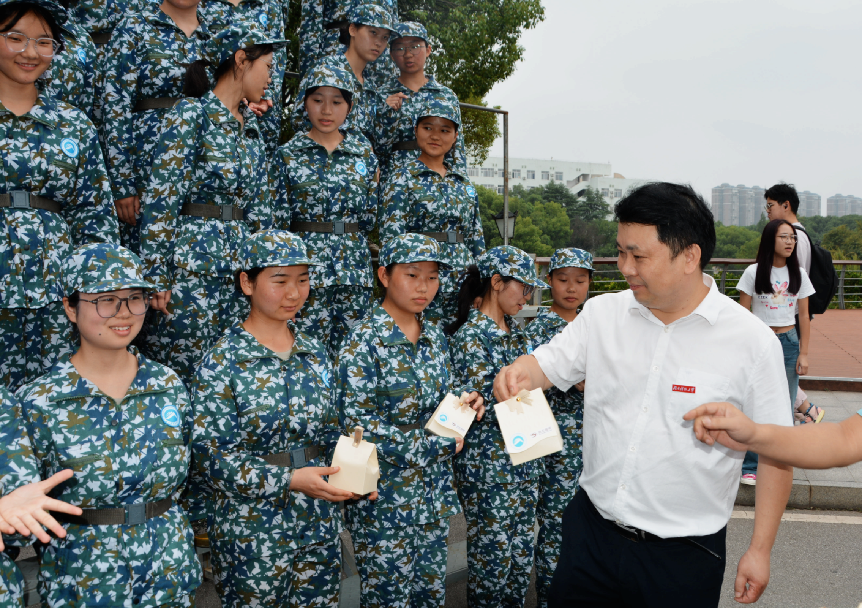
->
<box><xmin>446</xmin><ymin>246</ymin><xmax>549</xmax><ymax>608</ymax></box>
<box><xmin>735</xmin><ymin>219</ymin><xmax>816</xmax><ymax>484</ymax></box>
<box><xmin>16</xmin><ymin>242</ymin><xmax>201</xmax><ymax>607</ymax></box>
<box><xmin>379</xmin><ymin>103</ymin><xmax>484</xmax><ymax>327</ymax></box>
<box><xmin>0</xmin><ymin>0</ymin><xmax>119</xmax><ymax>391</ymax></box>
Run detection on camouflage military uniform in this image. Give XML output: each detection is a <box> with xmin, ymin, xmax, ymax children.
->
<box><xmin>139</xmin><ymin>90</ymin><xmax>273</xmax><ymax>382</ymax></box>
<box><xmin>102</xmin><ymin>3</ymin><xmax>211</xmax><ymax>252</ymax></box>
<box><xmin>191</xmin><ymin>321</ymin><xmax>344</xmax><ymax>607</ymax></box>
<box><xmin>0</xmin><ymin>387</ymin><xmax>41</xmax><ymax>608</ymax></box>
<box><xmin>44</xmin><ymin>21</ymin><xmax>98</xmax><ymax>121</ymax></box>
<box><xmin>448</xmin><ymin>246</ymin><xmax>549</xmax><ymax>608</ymax></box>
<box><xmin>0</xmin><ymin>91</ymin><xmax>119</xmax><ymax>390</ymax></box>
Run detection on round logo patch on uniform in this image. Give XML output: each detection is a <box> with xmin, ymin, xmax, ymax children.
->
<box><xmin>355</xmin><ymin>160</ymin><xmax>368</xmax><ymax>176</ymax></box>
<box><xmin>60</xmin><ymin>138</ymin><xmax>79</xmax><ymax>159</ymax></box>
<box><xmin>259</xmin><ymin>13</ymin><xmax>268</xmax><ymax>26</ymax></box>
<box><xmin>161</xmin><ymin>405</ymin><xmax>181</xmax><ymax>428</ymax></box>
<box><xmin>320</xmin><ymin>368</ymin><xmax>331</xmax><ymax>388</ymax></box>
<box><xmin>512</xmin><ymin>435</ymin><xmax>525</xmax><ymax>448</ymax></box>
<box><xmin>466</xmin><ymin>185</ymin><xmax>477</xmax><ymax>197</ymax></box>
<box><xmin>76</xmin><ymin>49</ymin><xmax>87</xmax><ymax>64</ymax></box>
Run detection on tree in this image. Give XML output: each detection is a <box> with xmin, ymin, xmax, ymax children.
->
<box><xmin>572</xmin><ymin>187</ymin><xmax>610</xmax><ymax>222</ymax></box>
<box><xmin>822</xmin><ymin>222</ymin><xmax>862</xmax><ymax>260</ymax></box>
<box><xmin>713</xmin><ymin>224</ymin><xmax>761</xmax><ymax>259</ymax></box>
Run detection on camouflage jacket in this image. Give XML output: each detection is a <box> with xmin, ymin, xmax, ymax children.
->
<box><xmin>139</xmin><ymin>91</ymin><xmax>273</xmax><ymax>291</ymax></box>
<box><xmin>449</xmin><ymin>308</ymin><xmax>544</xmax><ymax>484</ymax></box>
<box><xmin>67</xmin><ymin>0</ymin><xmax>142</xmax><ymax>36</ymax></box>
<box><xmin>0</xmin><ymin>92</ymin><xmax>119</xmax><ymax>310</ymax></box>
<box><xmin>374</xmin><ymin>75</ymin><xmax>467</xmax><ymax>178</ymax></box>
<box><xmin>380</xmin><ymin>159</ymin><xmax>484</xmax><ymax>293</ymax></box>
<box><xmin>44</xmin><ymin>23</ymin><xmax>98</xmax><ymax>121</ymax></box>
<box><xmin>103</xmin><ymin>4</ymin><xmax>211</xmax><ymax>199</ymax></box>
<box><xmin>274</xmin><ymin>131</ymin><xmax>378</xmax><ymax>288</ymax></box>
<box><xmin>190</xmin><ymin>322</ymin><xmax>343</xmax><ymax>559</ymax></box>
<box><xmin>336</xmin><ymin>305</ymin><xmax>464</xmax><ymax>528</ymax></box>
<box><xmin>524</xmin><ymin>307</ymin><xmax>583</xmax><ymax>456</ymax></box>
<box><xmin>17</xmin><ymin>349</ymin><xmax>201</xmax><ymax>607</ymax></box>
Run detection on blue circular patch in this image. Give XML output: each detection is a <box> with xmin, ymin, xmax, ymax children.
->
<box><xmin>60</xmin><ymin>138</ymin><xmax>79</xmax><ymax>159</ymax></box>
<box><xmin>438</xmin><ymin>413</ymin><xmax>448</xmax><ymax>423</ymax></box>
<box><xmin>161</xmin><ymin>405</ymin><xmax>181</xmax><ymax>428</ymax></box>
<box><xmin>259</xmin><ymin>13</ymin><xmax>268</xmax><ymax>26</ymax></box>
<box><xmin>512</xmin><ymin>435</ymin><xmax>525</xmax><ymax>448</ymax></box>
<box><xmin>76</xmin><ymin>48</ymin><xmax>87</xmax><ymax>64</ymax></box>
<box><xmin>355</xmin><ymin>160</ymin><xmax>368</xmax><ymax>176</ymax></box>
<box><xmin>466</xmin><ymin>185</ymin><xmax>477</xmax><ymax>197</ymax></box>
<box><xmin>320</xmin><ymin>368</ymin><xmax>330</xmax><ymax>388</ymax></box>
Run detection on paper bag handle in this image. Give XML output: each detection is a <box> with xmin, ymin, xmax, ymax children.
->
<box><xmin>352</xmin><ymin>426</ymin><xmax>364</xmax><ymax>447</ymax></box>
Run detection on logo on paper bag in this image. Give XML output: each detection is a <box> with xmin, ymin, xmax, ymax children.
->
<box><xmin>438</xmin><ymin>413</ymin><xmax>448</xmax><ymax>423</ymax></box>
<box><xmin>672</xmin><ymin>385</ymin><xmax>695</xmax><ymax>394</ymax></box>
<box><xmin>161</xmin><ymin>405</ymin><xmax>181</xmax><ymax>428</ymax></box>
<box><xmin>512</xmin><ymin>435</ymin><xmax>525</xmax><ymax>448</ymax></box>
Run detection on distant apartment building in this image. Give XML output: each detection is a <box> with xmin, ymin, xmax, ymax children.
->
<box><xmin>568</xmin><ymin>175</ymin><xmax>652</xmax><ymax>209</ymax></box>
<box><xmin>797</xmin><ymin>191</ymin><xmax>822</xmax><ymax>217</ymax></box>
<box><xmin>826</xmin><ymin>194</ymin><xmax>862</xmax><ymax>217</ymax></box>
<box><xmin>467</xmin><ymin>157</ymin><xmax>613</xmax><ymax>195</ymax></box>
<box><xmin>711</xmin><ymin>184</ymin><xmax>765</xmax><ymax>227</ymax></box>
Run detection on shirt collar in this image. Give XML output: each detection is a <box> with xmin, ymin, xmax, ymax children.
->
<box><xmin>0</xmin><ymin>92</ymin><xmax>60</xmax><ymax>128</ymax></box>
<box><xmin>628</xmin><ymin>273</ymin><xmax>724</xmax><ymax>327</ymax></box>
<box><xmin>371</xmin><ymin>303</ymin><xmax>432</xmax><ymax>347</ymax></box>
<box><xmin>535</xmin><ymin>306</ymin><xmax>568</xmax><ymax>329</ymax></box>
<box><xmin>150</xmin><ymin>4</ymin><xmax>210</xmax><ymax>36</ymax></box>
<box><xmin>289</xmin><ymin>131</ymin><xmax>366</xmax><ymax>156</ymax></box>
<box><xmin>230</xmin><ymin>321</ymin><xmax>314</xmax><ymax>363</ymax></box>
<box><xmin>202</xmin><ymin>91</ymin><xmax>259</xmax><ymax>136</ymax></box>
<box><xmin>467</xmin><ymin>308</ymin><xmax>519</xmax><ymax>340</ymax></box>
<box><xmin>410</xmin><ymin>158</ymin><xmax>468</xmax><ymax>181</ymax></box>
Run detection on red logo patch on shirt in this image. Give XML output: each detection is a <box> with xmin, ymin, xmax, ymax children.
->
<box><xmin>672</xmin><ymin>385</ymin><xmax>696</xmax><ymax>394</ymax></box>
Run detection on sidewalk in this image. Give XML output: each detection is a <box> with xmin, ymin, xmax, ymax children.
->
<box><xmin>801</xmin><ymin>310</ymin><xmax>862</xmax><ymax>391</ymax></box>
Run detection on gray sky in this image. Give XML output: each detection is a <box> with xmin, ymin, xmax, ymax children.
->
<box><xmin>486</xmin><ymin>0</ymin><xmax>862</xmax><ymax>215</ymax></box>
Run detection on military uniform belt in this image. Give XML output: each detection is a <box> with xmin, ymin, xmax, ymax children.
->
<box><xmin>396</xmin><ymin>424</ymin><xmax>421</xmax><ymax>432</ymax></box>
<box><xmin>324</xmin><ymin>19</ymin><xmax>348</xmax><ymax>30</ymax></box>
<box><xmin>181</xmin><ymin>202</ymin><xmax>245</xmax><ymax>221</ymax></box>
<box><xmin>57</xmin><ymin>498</ymin><xmax>172</xmax><ymax>526</ymax></box>
<box><xmin>421</xmin><ymin>231</ymin><xmax>464</xmax><ymax>244</ymax></box>
<box><xmin>134</xmin><ymin>98</ymin><xmax>182</xmax><ymax>112</ymax></box>
<box><xmin>290</xmin><ymin>221</ymin><xmax>360</xmax><ymax>235</ymax></box>
<box><xmin>90</xmin><ymin>30</ymin><xmax>113</xmax><ymax>45</ymax></box>
<box><xmin>0</xmin><ymin>191</ymin><xmax>61</xmax><ymax>214</ymax></box>
<box><xmin>391</xmin><ymin>140</ymin><xmax>420</xmax><ymax>152</ymax></box>
<box><xmin>258</xmin><ymin>446</ymin><xmax>321</xmax><ymax>468</ymax></box>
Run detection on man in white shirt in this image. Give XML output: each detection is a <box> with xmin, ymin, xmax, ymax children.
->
<box><xmin>493</xmin><ymin>183</ymin><xmax>793</xmax><ymax>607</ymax></box>
<box><xmin>764</xmin><ymin>183</ymin><xmax>810</xmax><ymax>274</ymax></box>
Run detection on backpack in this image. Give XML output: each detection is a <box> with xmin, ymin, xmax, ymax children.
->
<box><xmin>794</xmin><ymin>225</ymin><xmax>839</xmax><ymax>314</ymax></box>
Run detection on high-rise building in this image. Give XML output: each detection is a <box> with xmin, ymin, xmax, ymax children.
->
<box><xmin>797</xmin><ymin>191</ymin><xmax>822</xmax><ymax>217</ymax></box>
<box><xmin>710</xmin><ymin>184</ymin><xmax>766</xmax><ymax>226</ymax></box>
<box><xmin>826</xmin><ymin>194</ymin><xmax>862</xmax><ymax>217</ymax></box>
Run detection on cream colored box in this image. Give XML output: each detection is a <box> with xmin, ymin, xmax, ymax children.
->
<box><xmin>328</xmin><ymin>426</ymin><xmax>379</xmax><ymax>495</ymax></box>
<box><xmin>425</xmin><ymin>393</ymin><xmax>477</xmax><ymax>439</ymax></box>
<box><xmin>494</xmin><ymin>388</ymin><xmax>562</xmax><ymax>465</ymax></box>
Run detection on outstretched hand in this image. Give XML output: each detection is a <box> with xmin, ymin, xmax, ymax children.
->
<box><xmin>492</xmin><ymin>364</ymin><xmax>532</xmax><ymax>403</ymax></box>
<box><xmin>385</xmin><ymin>92</ymin><xmax>409</xmax><ymax>110</ymax></box>
<box><xmin>683</xmin><ymin>402</ymin><xmax>755</xmax><ymax>452</ymax></box>
<box><xmin>289</xmin><ymin>466</ymin><xmax>377</xmax><ymax>502</ymax></box>
<box><xmin>0</xmin><ymin>470</ymin><xmax>82</xmax><ymax>550</ymax></box>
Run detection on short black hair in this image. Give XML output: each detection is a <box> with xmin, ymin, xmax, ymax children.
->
<box><xmin>763</xmin><ymin>183</ymin><xmax>799</xmax><ymax>215</ymax></box>
<box><xmin>234</xmin><ymin>267</ymin><xmax>264</xmax><ymax>300</ymax></box>
<box><xmin>614</xmin><ymin>182</ymin><xmax>715</xmax><ymax>270</ymax></box>
<box><xmin>0</xmin><ymin>4</ymin><xmax>64</xmax><ymax>53</ymax></box>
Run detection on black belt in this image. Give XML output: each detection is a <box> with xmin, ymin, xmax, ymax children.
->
<box><xmin>258</xmin><ymin>446</ymin><xmax>321</xmax><ymax>468</ymax></box>
<box><xmin>290</xmin><ymin>220</ymin><xmax>360</xmax><ymax>235</ymax></box>
<box><xmin>396</xmin><ymin>424</ymin><xmax>421</xmax><ymax>432</ymax></box>
<box><xmin>90</xmin><ymin>31</ymin><xmax>112</xmax><ymax>45</ymax></box>
<box><xmin>421</xmin><ymin>231</ymin><xmax>464</xmax><ymax>244</ymax></box>
<box><xmin>324</xmin><ymin>19</ymin><xmax>348</xmax><ymax>30</ymax></box>
<box><xmin>134</xmin><ymin>98</ymin><xmax>181</xmax><ymax>112</ymax></box>
<box><xmin>391</xmin><ymin>140</ymin><xmax>420</xmax><ymax>152</ymax></box>
<box><xmin>57</xmin><ymin>498</ymin><xmax>172</xmax><ymax>526</ymax></box>
<box><xmin>0</xmin><ymin>191</ymin><xmax>61</xmax><ymax>214</ymax></box>
<box><xmin>181</xmin><ymin>202</ymin><xmax>245</xmax><ymax>221</ymax></box>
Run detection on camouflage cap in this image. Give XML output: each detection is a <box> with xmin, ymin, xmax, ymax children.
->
<box><xmin>549</xmin><ymin>247</ymin><xmax>594</xmax><ymax>272</ymax></box>
<box><xmin>477</xmin><ymin>246</ymin><xmax>549</xmax><ymax>289</ymax></box>
<box><xmin>348</xmin><ymin>4</ymin><xmax>399</xmax><ymax>34</ymax></box>
<box><xmin>240</xmin><ymin>230</ymin><xmax>320</xmax><ymax>269</ymax></box>
<box><xmin>61</xmin><ymin>243</ymin><xmax>156</xmax><ymax>296</ymax></box>
<box><xmin>299</xmin><ymin>56</ymin><xmax>357</xmax><ymax>97</ymax></box>
<box><xmin>0</xmin><ymin>0</ymin><xmax>68</xmax><ymax>24</ymax></box>
<box><xmin>414</xmin><ymin>98</ymin><xmax>461</xmax><ymax>129</ymax></box>
<box><xmin>394</xmin><ymin>21</ymin><xmax>428</xmax><ymax>42</ymax></box>
<box><xmin>207</xmin><ymin>20</ymin><xmax>287</xmax><ymax>67</ymax></box>
<box><xmin>379</xmin><ymin>233</ymin><xmax>452</xmax><ymax>269</ymax></box>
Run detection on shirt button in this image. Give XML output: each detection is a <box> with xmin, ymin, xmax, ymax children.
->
<box><xmin>642</xmin><ymin>406</ymin><xmax>648</xmax><ymax>413</ymax></box>
<box><xmin>620</xmin><ymin>484</ymin><xmax>627</xmax><ymax>490</ymax></box>
<box><xmin>664</xmin><ymin>326</ymin><xmax>670</xmax><ymax>333</ymax></box>
<box><xmin>111</xmin><ymin>420</ymin><xmax>118</xmax><ymax>427</ymax></box>
<box><xmin>630</xmin><ymin>446</ymin><xmax>636</xmax><ymax>451</ymax></box>
<box><xmin>652</xmin><ymin>366</ymin><xmax>659</xmax><ymax>372</ymax></box>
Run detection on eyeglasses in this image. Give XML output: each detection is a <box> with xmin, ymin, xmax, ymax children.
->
<box><xmin>516</xmin><ymin>281</ymin><xmax>536</xmax><ymax>298</ymax></box>
<box><xmin>777</xmin><ymin>234</ymin><xmax>798</xmax><ymax>243</ymax></box>
<box><xmin>78</xmin><ymin>293</ymin><xmax>150</xmax><ymax>318</ymax></box>
<box><xmin>1</xmin><ymin>32</ymin><xmax>60</xmax><ymax>57</ymax></box>
<box><xmin>391</xmin><ymin>43</ymin><xmax>425</xmax><ymax>56</ymax></box>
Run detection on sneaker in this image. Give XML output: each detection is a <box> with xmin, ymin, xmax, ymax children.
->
<box><xmin>740</xmin><ymin>473</ymin><xmax>756</xmax><ymax>486</ymax></box>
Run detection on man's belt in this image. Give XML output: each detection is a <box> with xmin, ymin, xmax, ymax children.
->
<box><xmin>180</xmin><ymin>202</ymin><xmax>245</xmax><ymax>221</ymax></box>
<box><xmin>421</xmin><ymin>231</ymin><xmax>464</xmax><ymax>244</ymax></box>
<box><xmin>258</xmin><ymin>446</ymin><xmax>321</xmax><ymax>468</ymax></box>
<box><xmin>57</xmin><ymin>498</ymin><xmax>172</xmax><ymax>526</ymax></box>
<box><xmin>396</xmin><ymin>424</ymin><xmax>421</xmax><ymax>432</ymax></box>
<box><xmin>134</xmin><ymin>98</ymin><xmax>181</xmax><ymax>112</ymax></box>
<box><xmin>290</xmin><ymin>221</ymin><xmax>360</xmax><ymax>235</ymax></box>
<box><xmin>391</xmin><ymin>140</ymin><xmax>420</xmax><ymax>152</ymax></box>
<box><xmin>0</xmin><ymin>191</ymin><xmax>62</xmax><ymax>214</ymax></box>
<box><xmin>90</xmin><ymin>30</ymin><xmax>113</xmax><ymax>45</ymax></box>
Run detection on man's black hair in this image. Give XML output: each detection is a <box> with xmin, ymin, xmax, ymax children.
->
<box><xmin>614</xmin><ymin>182</ymin><xmax>716</xmax><ymax>270</ymax></box>
<box><xmin>763</xmin><ymin>183</ymin><xmax>800</xmax><ymax>215</ymax></box>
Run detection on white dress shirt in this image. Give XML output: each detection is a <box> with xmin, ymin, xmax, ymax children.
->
<box><xmin>533</xmin><ymin>275</ymin><xmax>792</xmax><ymax>538</ymax></box>
<box><xmin>793</xmin><ymin>222</ymin><xmax>812</xmax><ymax>275</ymax></box>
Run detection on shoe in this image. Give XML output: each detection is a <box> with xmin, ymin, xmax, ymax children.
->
<box><xmin>801</xmin><ymin>403</ymin><xmax>825</xmax><ymax>424</ymax></box>
<box><xmin>740</xmin><ymin>473</ymin><xmax>756</xmax><ymax>485</ymax></box>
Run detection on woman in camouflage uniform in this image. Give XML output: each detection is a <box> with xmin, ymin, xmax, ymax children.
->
<box><xmin>523</xmin><ymin>247</ymin><xmax>592</xmax><ymax>608</ymax></box>
<box><xmin>0</xmin><ymin>0</ymin><xmax>119</xmax><ymax>391</ymax></box>
<box><xmin>446</xmin><ymin>245</ymin><xmax>549</xmax><ymax>608</ymax></box>
<box><xmin>17</xmin><ymin>242</ymin><xmax>201</xmax><ymax>607</ymax></box>
<box><xmin>336</xmin><ymin>233</ymin><xmax>484</xmax><ymax>608</ymax></box>
<box><xmin>191</xmin><ymin>230</ymin><xmax>362</xmax><ymax>608</ymax></box>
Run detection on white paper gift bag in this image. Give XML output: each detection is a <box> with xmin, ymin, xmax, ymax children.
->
<box><xmin>494</xmin><ymin>388</ymin><xmax>563</xmax><ymax>465</ymax></box>
<box><xmin>329</xmin><ymin>426</ymin><xmax>380</xmax><ymax>495</ymax></box>
<box><xmin>425</xmin><ymin>393</ymin><xmax>477</xmax><ymax>439</ymax></box>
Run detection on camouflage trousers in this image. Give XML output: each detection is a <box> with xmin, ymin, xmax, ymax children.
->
<box><xmin>351</xmin><ymin>519</ymin><xmax>450</xmax><ymax>608</ymax></box>
<box><xmin>424</xmin><ymin>291</ymin><xmax>458</xmax><ymax>330</ymax></box>
<box><xmin>295</xmin><ymin>285</ymin><xmax>371</xmax><ymax>359</ymax></box>
<box><xmin>213</xmin><ymin>537</ymin><xmax>341</xmax><ymax>608</ymax></box>
<box><xmin>457</xmin><ymin>480</ymin><xmax>539</xmax><ymax>608</ymax></box>
<box><xmin>0</xmin><ymin>554</ymin><xmax>24</xmax><ymax>608</ymax></box>
<box><xmin>535</xmin><ymin>449</ymin><xmax>582</xmax><ymax>608</ymax></box>
<box><xmin>0</xmin><ymin>302</ymin><xmax>73</xmax><ymax>391</ymax></box>
<box><xmin>144</xmin><ymin>269</ymin><xmax>248</xmax><ymax>385</ymax></box>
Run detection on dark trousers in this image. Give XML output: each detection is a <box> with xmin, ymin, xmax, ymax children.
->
<box><xmin>548</xmin><ymin>490</ymin><xmax>727</xmax><ymax>608</ymax></box>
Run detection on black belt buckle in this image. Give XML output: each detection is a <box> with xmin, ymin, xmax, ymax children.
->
<box><xmin>125</xmin><ymin>503</ymin><xmax>147</xmax><ymax>525</ymax></box>
<box><xmin>291</xmin><ymin>447</ymin><xmax>308</xmax><ymax>468</ymax></box>
<box><xmin>446</xmin><ymin>231</ymin><xmax>458</xmax><ymax>244</ymax></box>
<box><xmin>10</xmin><ymin>191</ymin><xmax>29</xmax><ymax>209</ymax></box>
<box><xmin>220</xmin><ymin>204</ymin><xmax>234</xmax><ymax>221</ymax></box>
<box><xmin>333</xmin><ymin>221</ymin><xmax>345</xmax><ymax>235</ymax></box>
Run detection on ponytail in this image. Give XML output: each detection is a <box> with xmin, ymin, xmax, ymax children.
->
<box><xmin>445</xmin><ymin>266</ymin><xmax>515</xmax><ymax>335</ymax></box>
<box><xmin>184</xmin><ymin>43</ymin><xmax>276</xmax><ymax>99</ymax></box>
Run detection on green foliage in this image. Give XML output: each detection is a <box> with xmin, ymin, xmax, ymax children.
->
<box><xmin>459</xmin><ymin>97</ymin><xmax>501</xmax><ymax>166</ymax></box>
<box><xmin>822</xmin><ymin>222</ymin><xmax>862</xmax><ymax>260</ymax></box>
<box><xmin>797</xmin><ymin>215</ymin><xmax>862</xmax><ymax>246</ymax></box>
<box><xmin>280</xmin><ymin>0</ymin><xmax>303</xmax><ymax>145</ymax></box>
<box><xmin>713</xmin><ymin>224</ymin><xmax>760</xmax><ymax>259</ymax></box>
<box><xmin>572</xmin><ymin>186</ymin><xmax>611</xmax><ymax>222</ymax></box>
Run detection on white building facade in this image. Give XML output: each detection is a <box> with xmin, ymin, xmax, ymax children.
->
<box><xmin>467</xmin><ymin>157</ymin><xmax>613</xmax><ymax>195</ymax></box>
